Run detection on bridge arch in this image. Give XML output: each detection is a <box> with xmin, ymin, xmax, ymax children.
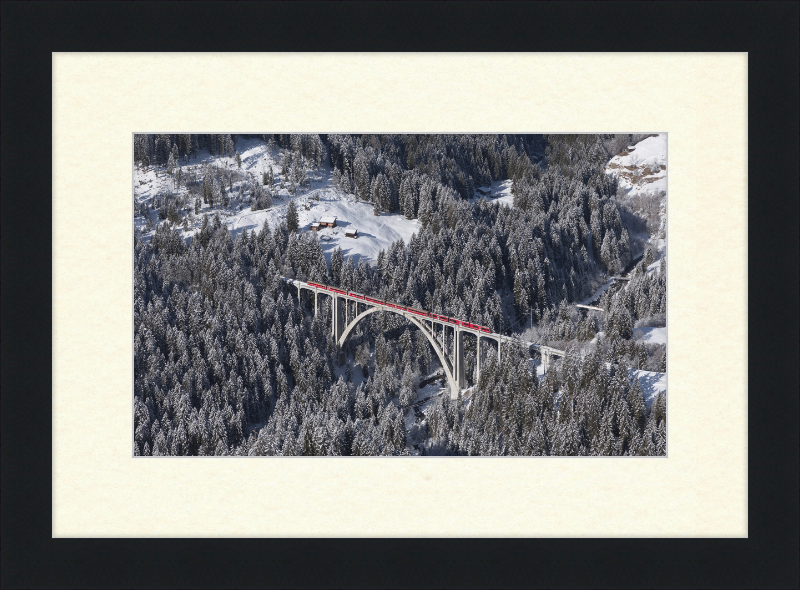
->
<box><xmin>337</xmin><ymin>305</ymin><xmax>459</xmax><ymax>397</ymax></box>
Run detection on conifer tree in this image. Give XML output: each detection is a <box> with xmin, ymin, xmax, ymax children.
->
<box><xmin>286</xmin><ymin>200</ymin><xmax>299</xmax><ymax>233</ymax></box>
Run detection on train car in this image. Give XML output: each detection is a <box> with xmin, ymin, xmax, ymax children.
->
<box><xmin>480</xmin><ymin>326</ymin><xmax>491</xmax><ymax>333</ymax></box>
<box><xmin>351</xmin><ymin>293</ymin><xmax>365</xmax><ymax>300</ymax></box>
<box><xmin>365</xmin><ymin>297</ymin><xmax>383</xmax><ymax>305</ymax></box>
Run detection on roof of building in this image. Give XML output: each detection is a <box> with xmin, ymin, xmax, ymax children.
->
<box><xmin>320</xmin><ymin>215</ymin><xmax>336</xmax><ymax>224</ymax></box>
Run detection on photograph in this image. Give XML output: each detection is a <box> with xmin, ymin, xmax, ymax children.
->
<box><xmin>133</xmin><ymin>133</ymin><xmax>668</xmax><ymax>456</ymax></box>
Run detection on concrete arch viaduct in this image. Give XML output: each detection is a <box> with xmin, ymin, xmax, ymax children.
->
<box><xmin>281</xmin><ymin>277</ymin><xmax>564</xmax><ymax>399</ymax></box>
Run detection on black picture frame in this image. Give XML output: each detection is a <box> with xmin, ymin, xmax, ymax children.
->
<box><xmin>2</xmin><ymin>2</ymin><xmax>798</xmax><ymax>588</ymax></box>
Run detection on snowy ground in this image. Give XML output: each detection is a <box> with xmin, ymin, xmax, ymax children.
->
<box><xmin>580</xmin><ymin>280</ymin><xmax>615</xmax><ymax>306</ymax></box>
<box><xmin>134</xmin><ymin>137</ymin><xmax>422</xmax><ymax>266</ymax></box>
<box><xmin>403</xmin><ymin>380</ymin><xmax>448</xmax><ymax>431</ymax></box>
<box><xmin>331</xmin><ymin>354</ymin><xmax>369</xmax><ymax>390</ymax></box>
<box><xmin>473</xmin><ymin>179</ymin><xmax>514</xmax><ymax>207</ymax></box>
<box><xmin>628</xmin><ymin>368</ymin><xmax>667</xmax><ymax>409</ymax></box>
<box><xmin>529</xmin><ymin>358</ymin><xmax>546</xmax><ymax>378</ymax></box>
<box><xmin>216</xmin><ymin>192</ymin><xmax>422</xmax><ymax>266</ymax></box>
<box><xmin>633</xmin><ymin>326</ymin><xmax>667</xmax><ymax>345</ymax></box>
<box><xmin>606</xmin><ymin>133</ymin><xmax>667</xmax><ymax>197</ymax></box>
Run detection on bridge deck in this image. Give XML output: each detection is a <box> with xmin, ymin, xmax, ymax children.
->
<box><xmin>282</xmin><ymin>276</ymin><xmax>565</xmax><ymax>357</ymax></box>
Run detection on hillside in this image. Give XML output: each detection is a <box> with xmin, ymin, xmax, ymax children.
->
<box><xmin>134</xmin><ymin>137</ymin><xmax>422</xmax><ymax>266</ymax></box>
<box><xmin>606</xmin><ymin>133</ymin><xmax>667</xmax><ymax>197</ymax></box>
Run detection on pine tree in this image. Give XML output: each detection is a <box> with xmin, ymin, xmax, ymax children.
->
<box><xmin>286</xmin><ymin>200</ymin><xmax>299</xmax><ymax>233</ymax></box>
<box><xmin>353</xmin><ymin>155</ymin><xmax>371</xmax><ymax>202</ymax></box>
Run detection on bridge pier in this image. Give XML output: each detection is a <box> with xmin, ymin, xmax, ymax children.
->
<box><xmin>330</xmin><ymin>294</ymin><xmax>336</xmax><ymax>337</ymax></box>
<box><xmin>333</xmin><ymin>295</ymin><xmax>346</xmax><ymax>366</ymax></box>
<box><xmin>454</xmin><ymin>328</ymin><xmax>465</xmax><ymax>390</ymax></box>
<box><xmin>476</xmin><ymin>335</ymin><xmax>481</xmax><ymax>384</ymax></box>
<box><xmin>332</xmin><ymin>294</ymin><xmax>345</xmax><ymax>343</ymax></box>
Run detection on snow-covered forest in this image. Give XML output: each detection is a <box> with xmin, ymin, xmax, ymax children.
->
<box><xmin>133</xmin><ymin>133</ymin><xmax>667</xmax><ymax>456</ymax></box>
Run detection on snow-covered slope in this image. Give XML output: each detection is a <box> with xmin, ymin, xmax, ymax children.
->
<box><xmin>628</xmin><ymin>368</ymin><xmax>667</xmax><ymax>409</ymax></box>
<box><xmin>223</xmin><ymin>193</ymin><xmax>422</xmax><ymax>266</ymax></box>
<box><xmin>473</xmin><ymin>178</ymin><xmax>514</xmax><ymax>207</ymax></box>
<box><xmin>134</xmin><ymin>137</ymin><xmax>422</xmax><ymax>266</ymax></box>
<box><xmin>633</xmin><ymin>326</ymin><xmax>667</xmax><ymax>345</ymax></box>
<box><xmin>606</xmin><ymin>133</ymin><xmax>667</xmax><ymax>197</ymax></box>
<box><xmin>604</xmin><ymin>133</ymin><xmax>668</xmax><ymax>265</ymax></box>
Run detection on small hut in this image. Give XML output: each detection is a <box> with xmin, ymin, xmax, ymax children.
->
<box><xmin>345</xmin><ymin>228</ymin><xmax>358</xmax><ymax>239</ymax></box>
<box><xmin>310</xmin><ymin>222</ymin><xmax>321</xmax><ymax>232</ymax></box>
<box><xmin>319</xmin><ymin>215</ymin><xmax>337</xmax><ymax>228</ymax></box>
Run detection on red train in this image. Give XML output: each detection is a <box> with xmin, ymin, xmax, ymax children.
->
<box><xmin>303</xmin><ymin>281</ymin><xmax>490</xmax><ymax>332</ymax></box>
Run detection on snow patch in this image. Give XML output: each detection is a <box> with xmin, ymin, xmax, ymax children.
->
<box><xmin>473</xmin><ymin>179</ymin><xmax>514</xmax><ymax>208</ymax></box>
<box><xmin>135</xmin><ymin>137</ymin><xmax>423</xmax><ymax>266</ymax></box>
<box><xmin>629</xmin><ymin>368</ymin><xmax>667</xmax><ymax>409</ymax></box>
<box><xmin>633</xmin><ymin>326</ymin><xmax>667</xmax><ymax>345</ymax></box>
<box><xmin>606</xmin><ymin>134</ymin><xmax>667</xmax><ymax>197</ymax></box>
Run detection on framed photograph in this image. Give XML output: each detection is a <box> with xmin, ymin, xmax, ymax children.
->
<box><xmin>3</xmin><ymin>2</ymin><xmax>797</xmax><ymax>588</ymax></box>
